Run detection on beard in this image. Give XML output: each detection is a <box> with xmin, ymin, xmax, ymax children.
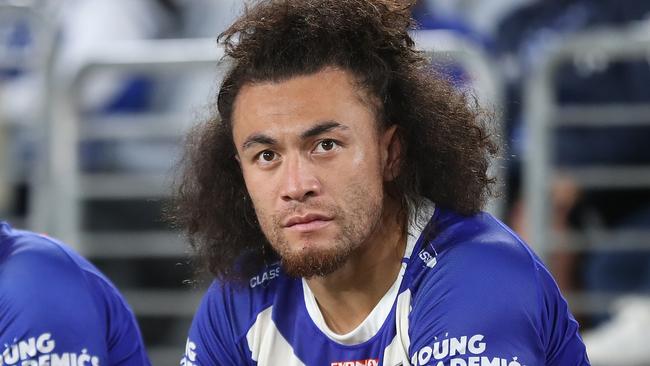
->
<box><xmin>257</xmin><ymin>186</ymin><xmax>384</xmax><ymax>278</ymax></box>
<box><xmin>279</xmin><ymin>233</ymin><xmax>354</xmax><ymax>278</ymax></box>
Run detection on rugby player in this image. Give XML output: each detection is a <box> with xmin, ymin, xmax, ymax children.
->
<box><xmin>172</xmin><ymin>1</ymin><xmax>590</xmax><ymax>365</ymax></box>
<box><xmin>0</xmin><ymin>221</ymin><xmax>151</xmax><ymax>365</ymax></box>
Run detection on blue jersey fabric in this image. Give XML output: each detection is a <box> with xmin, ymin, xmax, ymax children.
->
<box><xmin>182</xmin><ymin>207</ymin><xmax>590</xmax><ymax>366</ymax></box>
<box><xmin>0</xmin><ymin>222</ymin><xmax>151</xmax><ymax>366</ymax></box>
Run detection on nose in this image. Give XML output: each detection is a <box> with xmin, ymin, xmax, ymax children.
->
<box><xmin>279</xmin><ymin>155</ymin><xmax>321</xmax><ymax>202</ymax></box>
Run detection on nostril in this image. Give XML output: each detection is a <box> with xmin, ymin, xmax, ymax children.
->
<box><xmin>303</xmin><ymin>190</ymin><xmax>316</xmax><ymax>199</ymax></box>
<box><xmin>281</xmin><ymin>189</ymin><xmax>316</xmax><ymax>202</ymax></box>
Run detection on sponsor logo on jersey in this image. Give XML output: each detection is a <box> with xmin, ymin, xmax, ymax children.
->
<box><xmin>0</xmin><ymin>333</ymin><xmax>100</xmax><ymax>366</ymax></box>
<box><xmin>411</xmin><ymin>333</ymin><xmax>525</xmax><ymax>366</ymax></box>
<box><xmin>418</xmin><ymin>249</ymin><xmax>437</xmax><ymax>268</ymax></box>
<box><xmin>330</xmin><ymin>359</ymin><xmax>379</xmax><ymax>366</ymax></box>
<box><xmin>249</xmin><ymin>267</ymin><xmax>281</xmax><ymax>288</ymax></box>
<box><xmin>180</xmin><ymin>338</ymin><xmax>197</xmax><ymax>366</ymax></box>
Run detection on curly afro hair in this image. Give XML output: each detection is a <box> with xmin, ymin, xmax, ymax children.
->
<box><xmin>171</xmin><ymin>0</ymin><xmax>498</xmax><ymax>282</ymax></box>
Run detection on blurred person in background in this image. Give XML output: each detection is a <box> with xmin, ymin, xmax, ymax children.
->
<box><xmin>1</xmin><ymin>0</ymin><xmax>177</xmax><ymax>139</ymax></box>
<box><xmin>0</xmin><ymin>220</ymin><xmax>151</xmax><ymax>365</ymax></box>
<box><xmin>0</xmin><ymin>0</ymin><xmax>177</xmax><ymax>221</ymax></box>
<box><xmin>411</xmin><ymin>0</ymin><xmax>489</xmax><ymax>47</ymax></box>
<box><xmin>417</xmin><ymin>0</ymin><xmax>535</xmax><ymax>39</ymax></box>
<box><xmin>54</xmin><ymin>0</ymin><xmax>177</xmax><ymax>173</ymax></box>
<box><xmin>171</xmin><ymin>0</ymin><xmax>589</xmax><ymax>365</ymax></box>
<box><xmin>495</xmin><ymin>0</ymin><xmax>650</xmax><ymax>363</ymax></box>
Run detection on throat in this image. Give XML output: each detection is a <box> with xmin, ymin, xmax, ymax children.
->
<box><xmin>319</xmin><ymin>296</ymin><xmax>372</xmax><ymax>335</ymax></box>
<box><xmin>302</xmin><ymin>265</ymin><xmax>404</xmax><ymax>341</ymax></box>
<box><xmin>303</xmin><ymin>231</ymin><xmax>407</xmax><ymax>340</ymax></box>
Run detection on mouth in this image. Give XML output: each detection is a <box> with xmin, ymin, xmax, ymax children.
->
<box><xmin>283</xmin><ymin>213</ymin><xmax>333</xmax><ymax>233</ymax></box>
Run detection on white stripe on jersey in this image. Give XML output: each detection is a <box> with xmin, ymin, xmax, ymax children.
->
<box><xmin>382</xmin><ymin>289</ymin><xmax>412</xmax><ymax>365</ymax></box>
<box><xmin>246</xmin><ymin>306</ymin><xmax>306</xmax><ymax>366</ymax></box>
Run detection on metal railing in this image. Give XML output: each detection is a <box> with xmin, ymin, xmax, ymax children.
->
<box><xmin>42</xmin><ymin>38</ymin><xmax>225</xmax><ymax>249</ymax></box>
<box><xmin>523</xmin><ymin>21</ymin><xmax>650</xmax><ymax>313</ymax></box>
<box><xmin>0</xmin><ymin>2</ymin><xmax>56</xmax><ymax>227</ymax></box>
<box><xmin>415</xmin><ymin>30</ymin><xmax>505</xmax><ymax>217</ymax></box>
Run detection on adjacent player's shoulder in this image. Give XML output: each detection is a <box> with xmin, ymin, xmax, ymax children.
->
<box><xmin>0</xmin><ymin>222</ymin><xmax>109</xmax><ymax>292</ymax></box>
<box><xmin>0</xmin><ymin>222</ymin><xmax>125</xmax><ymax>327</ymax></box>
<box><xmin>0</xmin><ymin>222</ymin><xmax>152</xmax><ymax>366</ymax></box>
<box><xmin>2</xmin><ymin>223</ymin><xmax>79</xmax><ymax>291</ymax></box>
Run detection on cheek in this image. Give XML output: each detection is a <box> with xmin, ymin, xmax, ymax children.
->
<box><xmin>247</xmin><ymin>189</ymin><xmax>275</xmax><ymax>234</ymax></box>
<box><xmin>347</xmin><ymin>146</ymin><xmax>385</xmax><ymax>188</ymax></box>
<box><xmin>242</xmin><ymin>169</ymin><xmax>274</xmax><ymax>212</ymax></box>
<box><xmin>349</xmin><ymin>145</ymin><xmax>367</xmax><ymax>166</ymax></box>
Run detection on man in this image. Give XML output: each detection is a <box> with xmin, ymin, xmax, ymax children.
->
<box><xmin>0</xmin><ymin>221</ymin><xmax>151</xmax><ymax>365</ymax></box>
<box><xmin>173</xmin><ymin>0</ymin><xmax>590</xmax><ymax>365</ymax></box>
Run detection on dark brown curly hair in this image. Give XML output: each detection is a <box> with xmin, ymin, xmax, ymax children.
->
<box><xmin>171</xmin><ymin>0</ymin><xmax>498</xmax><ymax>282</ymax></box>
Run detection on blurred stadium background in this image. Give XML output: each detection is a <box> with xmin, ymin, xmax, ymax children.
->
<box><xmin>1</xmin><ymin>0</ymin><xmax>650</xmax><ymax>365</ymax></box>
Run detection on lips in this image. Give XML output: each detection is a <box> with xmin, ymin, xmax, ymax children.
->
<box><xmin>283</xmin><ymin>213</ymin><xmax>333</xmax><ymax>232</ymax></box>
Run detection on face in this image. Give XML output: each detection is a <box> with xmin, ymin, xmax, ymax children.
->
<box><xmin>232</xmin><ymin>68</ymin><xmax>399</xmax><ymax>278</ymax></box>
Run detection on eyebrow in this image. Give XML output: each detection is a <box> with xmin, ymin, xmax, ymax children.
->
<box><xmin>241</xmin><ymin>121</ymin><xmax>349</xmax><ymax>151</ymax></box>
<box><xmin>300</xmin><ymin>121</ymin><xmax>348</xmax><ymax>139</ymax></box>
<box><xmin>242</xmin><ymin>134</ymin><xmax>277</xmax><ymax>151</ymax></box>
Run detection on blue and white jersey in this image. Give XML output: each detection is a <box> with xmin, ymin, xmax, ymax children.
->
<box><xmin>182</xmin><ymin>203</ymin><xmax>590</xmax><ymax>366</ymax></box>
<box><xmin>0</xmin><ymin>222</ymin><xmax>151</xmax><ymax>366</ymax></box>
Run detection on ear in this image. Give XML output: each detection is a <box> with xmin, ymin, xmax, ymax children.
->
<box><xmin>380</xmin><ymin>125</ymin><xmax>401</xmax><ymax>181</ymax></box>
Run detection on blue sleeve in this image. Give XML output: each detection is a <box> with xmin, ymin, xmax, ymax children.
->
<box><xmin>536</xmin><ymin>262</ymin><xmax>591</xmax><ymax>365</ymax></box>
<box><xmin>0</xmin><ymin>236</ymin><xmax>150</xmax><ymax>366</ymax></box>
<box><xmin>89</xmin><ymin>272</ymin><xmax>151</xmax><ymax>365</ymax></box>
<box><xmin>407</xmin><ymin>234</ymin><xmax>590</xmax><ymax>366</ymax></box>
<box><xmin>182</xmin><ymin>282</ymin><xmax>251</xmax><ymax>366</ymax></box>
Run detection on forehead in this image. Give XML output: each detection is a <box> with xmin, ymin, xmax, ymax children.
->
<box><xmin>231</xmin><ymin>68</ymin><xmax>378</xmax><ymax>143</ymax></box>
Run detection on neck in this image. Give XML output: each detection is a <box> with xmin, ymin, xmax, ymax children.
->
<box><xmin>305</xmin><ymin>197</ymin><xmax>407</xmax><ymax>334</ymax></box>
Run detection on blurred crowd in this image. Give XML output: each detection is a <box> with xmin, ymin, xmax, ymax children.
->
<box><xmin>2</xmin><ymin>0</ymin><xmax>650</xmax><ymax>365</ymax></box>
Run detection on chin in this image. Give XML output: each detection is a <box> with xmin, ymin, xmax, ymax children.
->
<box><xmin>278</xmin><ymin>240</ymin><xmax>354</xmax><ymax>278</ymax></box>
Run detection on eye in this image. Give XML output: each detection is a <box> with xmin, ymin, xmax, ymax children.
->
<box><xmin>255</xmin><ymin>150</ymin><xmax>278</xmax><ymax>164</ymax></box>
<box><xmin>313</xmin><ymin>139</ymin><xmax>339</xmax><ymax>153</ymax></box>
<box><xmin>261</xmin><ymin>151</ymin><xmax>275</xmax><ymax>161</ymax></box>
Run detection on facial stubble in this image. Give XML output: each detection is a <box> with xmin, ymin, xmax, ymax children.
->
<box><xmin>258</xmin><ymin>186</ymin><xmax>384</xmax><ymax>278</ymax></box>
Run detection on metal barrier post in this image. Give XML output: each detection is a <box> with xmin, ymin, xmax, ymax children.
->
<box><xmin>414</xmin><ymin>30</ymin><xmax>506</xmax><ymax>218</ymax></box>
<box><xmin>523</xmin><ymin>21</ymin><xmax>650</xmax><ymax>313</ymax></box>
<box><xmin>0</xmin><ymin>3</ymin><xmax>56</xmax><ymax>229</ymax></box>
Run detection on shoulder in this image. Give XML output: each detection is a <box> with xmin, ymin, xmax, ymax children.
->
<box><xmin>408</xmin><ymin>209</ymin><xmax>546</xmax><ymax>338</ymax></box>
<box><xmin>416</xmin><ymin>208</ymin><xmax>543</xmax><ymax>288</ymax></box>
<box><xmin>192</xmin><ymin>264</ymin><xmax>283</xmax><ymax>336</ymax></box>
<box><xmin>406</xmin><ymin>209</ymin><xmax>588</xmax><ymax>365</ymax></box>
<box><xmin>0</xmin><ymin>226</ymin><xmax>117</xmax><ymax>306</ymax></box>
<box><xmin>185</xmin><ymin>264</ymin><xmax>287</xmax><ymax>365</ymax></box>
<box><xmin>0</xmin><ymin>224</ymin><xmax>150</xmax><ymax>364</ymax></box>
<box><xmin>1</xmin><ymin>228</ymin><xmax>92</xmax><ymax>299</ymax></box>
